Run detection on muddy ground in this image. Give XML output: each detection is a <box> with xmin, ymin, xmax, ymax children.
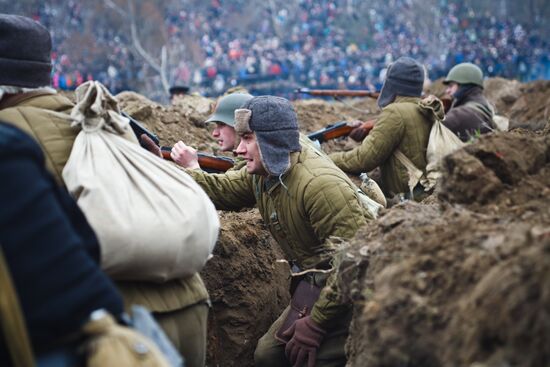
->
<box><xmin>340</xmin><ymin>130</ymin><xmax>550</xmax><ymax>367</ymax></box>
<box><xmin>115</xmin><ymin>78</ymin><xmax>550</xmax><ymax>366</ymax></box>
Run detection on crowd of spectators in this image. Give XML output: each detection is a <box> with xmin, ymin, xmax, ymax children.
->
<box><xmin>8</xmin><ymin>0</ymin><xmax>550</xmax><ymax>99</ymax></box>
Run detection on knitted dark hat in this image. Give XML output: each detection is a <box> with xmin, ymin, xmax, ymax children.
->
<box><xmin>169</xmin><ymin>85</ymin><xmax>190</xmax><ymax>95</ymax></box>
<box><xmin>377</xmin><ymin>57</ymin><xmax>424</xmax><ymax>108</ymax></box>
<box><xmin>0</xmin><ymin>14</ymin><xmax>52</xmax><ymax>88</ymax></box>
<box><xmin>234</xmin><ymin>96</ymin><xmax>301</xmax><ymax>176</ymax></box>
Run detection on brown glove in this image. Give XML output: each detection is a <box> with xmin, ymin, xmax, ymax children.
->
<box><xmin>140</xmin><ymin>134</ymin><xmax>162</xmax><ymax>157</ymax></box>
<box><xmin>282</xmin><ymin>316</ymin><xmax>326</xmax><ymax>367</ymax></box>
<box><xmin>348</xmin><ymin>120</ymin><xmax>375</xmax><ymax>142</ymax></box>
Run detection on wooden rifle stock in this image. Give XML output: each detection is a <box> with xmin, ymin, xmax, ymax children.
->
<box><xmin>307</xmin><ymin>120</ymin><xmax>375</xmax><ymax>143</ymax></box>
<box><xmin>297</xmin><ymin>88</ymin><xmax>380</xmax><ymax>99</ymax></box>
<box><xmin>161</xmin><ymin>146</ymin><xmax>234</xmax><ymax>173</ymax></box>
<box><xmin>307</xmin><ymin>122</ymin><xmax>354</xmax><ymax>143</ymax></box>
<box><xmin>123</xmin><ymin>111</ymin><xmax>161</xmax><ymax>146</ymax></box>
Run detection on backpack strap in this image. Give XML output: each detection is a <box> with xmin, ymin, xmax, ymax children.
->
<box><xmin>0</xmin><ymin>90</ymin><xmax>56</xmax><ymax>110</ymax></box>
<box><xmin>0</xmin><ymin>247</ymin><xmax>35</xmax><ymax>367</ymax></box>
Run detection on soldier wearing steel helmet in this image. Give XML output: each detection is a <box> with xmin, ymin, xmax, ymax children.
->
<box><xmin>443</xmin><ymin>62</ymin><xmax>496</xmax><ymax>141</ymax></box>
<box><xmin>171</xmin><ymin>92</ymin><xmax>253</xmax><ymax>170</ymax></box>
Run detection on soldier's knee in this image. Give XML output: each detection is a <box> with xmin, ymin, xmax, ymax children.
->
<box><xmin>254</xmin><ymin>335</ymin><xmax>286</xmax><ymax>367</ymax></box>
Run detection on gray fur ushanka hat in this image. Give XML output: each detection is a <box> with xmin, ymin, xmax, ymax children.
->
<box><xmin>234</xmin><ymin>96</ymin><xmax>301</xmax><ymax>176</ymax></box>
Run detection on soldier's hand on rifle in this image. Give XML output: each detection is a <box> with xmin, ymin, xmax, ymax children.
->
<box><xmin>171</xmin><ymin>141</ymin><xmax>201</xmax><ymax>170</ymax></box>
<box><xmin>140</xmin><ymin>134</ymin><xmax>162</xmax><ymax>157</ymax></box>
<box><xmin>348</xmin><ymin>120</ymin><xmax>375</xmax><ymax>142</ymax></box>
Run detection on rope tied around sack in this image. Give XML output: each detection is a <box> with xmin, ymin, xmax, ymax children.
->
<box><xmin>71</xmin><ymin>81</ymin><xmax>129</xmax><ymax>134</ymax></box>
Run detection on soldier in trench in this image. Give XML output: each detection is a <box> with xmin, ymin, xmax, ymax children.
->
<box><xmin>171</xmin><ymin>95</ymin><xmax>371</xmax><ymax>367</ymax></box>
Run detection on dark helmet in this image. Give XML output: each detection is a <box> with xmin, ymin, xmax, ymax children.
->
<box><xmin>206</xmin><ymin>93</ymin><xmax>253</xmax><ymax>127</ymax></box>
<box><xmin>444</xmin><ymin>63</ymin><xmax>484</xmax><ymax>87</ymax></box>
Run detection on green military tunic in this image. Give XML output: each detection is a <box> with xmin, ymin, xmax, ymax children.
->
<box><xmin>329</xmin><ymin>96</ymin><xmax>440</xmax><ymax>197</ymax></box>
<box><xmin>187</xmin><ymin>143</ymin><xmax>370</xmax><ymax>327</ymax></box>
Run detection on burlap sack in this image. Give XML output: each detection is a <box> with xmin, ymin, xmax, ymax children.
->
<box><xmin>63</xmin><ymin>81</ymin><xmax>219</xmax><ymax>281</ymax></box>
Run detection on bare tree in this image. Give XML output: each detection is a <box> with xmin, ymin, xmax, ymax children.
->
<box><xmin>103</xmin><ymin>0</ymin><xmax>170</xmax><ymax>93</ymax></box>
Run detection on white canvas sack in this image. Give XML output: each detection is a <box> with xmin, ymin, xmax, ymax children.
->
<box><xmin>421</xmin><ymin>116</ymin><xmax>466</xmax><ymax>190</ymax></box>
<box><xmin>63</xmin><ymin>81</ymin><xmax>219</xmax><ymax>282</ymax></box>
<box><xmin>394</xmin><ymin>95</ymin><xmax>466</xmax><ymax>195</ymax></box>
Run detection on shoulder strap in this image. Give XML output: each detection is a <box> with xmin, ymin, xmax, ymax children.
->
<box><xmin>0</xmin><ymin>90</ymin><xmax>56</xmax><ymax>110</ymax></box>
<box><xmin>0</xmin><ymin>247</ymin><xmax>35</xmax><ymax>367</ymax></box>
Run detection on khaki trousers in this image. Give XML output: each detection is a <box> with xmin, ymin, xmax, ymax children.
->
<box><xmin>154</xmin><ymin>302</ymin><xmax>209</xmax><ymax>367</ymax></box>
<box><xmin>254</xmin><ymin>306</ymin><xmax>351</xmax><ymax>367</ymax></box>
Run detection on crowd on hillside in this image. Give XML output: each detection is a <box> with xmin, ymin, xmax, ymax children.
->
<box><xmin>12</xmin><ymin>0</ymin><xmax>550</xmax><ymax>97</ymax></box>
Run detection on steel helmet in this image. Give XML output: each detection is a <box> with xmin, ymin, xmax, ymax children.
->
<box><xmin>206</xmin><ymin>93</ymin><xmax>253</xmax><ymax>127</ymax></box>
<box><xmin>443</xmin><ymin>63</ymin><xmax>484</xmax><ymax>87</ymax></box>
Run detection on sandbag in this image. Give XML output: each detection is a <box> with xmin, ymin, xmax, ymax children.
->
<box><xmin>63</xmin><ymin>81</ymin><xmax>219</xmax><ymax>282</ymax></box>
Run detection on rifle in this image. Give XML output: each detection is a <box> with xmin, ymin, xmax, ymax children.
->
<box><xmin>123</xmin><ymin>111</ymin><xmax>161</xmax><ymax>147</ymax></box>
<box><xmin>296</xmin><ymin>88</ymin><xmax>380</xmax><ymax>99</ymax></box>
<box><xmin>123</xmin><ymin>111</ymin><xmax>234</xmax><ymax>173</ymax></box>
<box><xmin>161</xmin><ymin>146</ymin><xmax>235</xmax><ymax>173</ymax></box>
<box><xmin>307</xmin><ymin>120</ymin><xmax>375</xmax><ymax>143</ymax></box>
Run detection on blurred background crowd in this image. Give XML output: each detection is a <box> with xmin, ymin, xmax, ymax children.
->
<box><xmin>3</xmin><ymin>0</ymin><xmax>549</xmax><ymax>101</ymax></box>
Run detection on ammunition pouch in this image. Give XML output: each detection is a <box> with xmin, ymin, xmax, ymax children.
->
<box><xmin>275</xmin><ymin>271</ymin><xmax>328</xmax><ymax>344</ymax></box>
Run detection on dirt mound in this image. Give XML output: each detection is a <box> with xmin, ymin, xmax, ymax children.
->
<box><xmin>485</xmin><ymin>79</ymin><xmax>550</xmax><ymax>131</ymax></box>
<box><xmin>439</xmin><ymin>132</ymin><xmax>548</xmax><ymax>204</ymax></box>
<box><xmin>201</xmin><ymin>211</ymin><xmax>290</xmax><ymax>366</ymax></box>
<box><xmin>483</xmin><ymin>77</ymin><xmax>522</xmax><ymax>111</ymax></box>
<box><xmin>117</xmin><ymin>92</ymin><xmax>219</xmax><ymax>152</ymax></box>
<box><xmin>339</xmin><ymin>131</ymin><xmax>550</xmax><ymax>367</ymax></box>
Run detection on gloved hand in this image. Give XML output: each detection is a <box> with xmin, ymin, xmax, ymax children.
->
<box><xmin>140</xmin><ymin>134</ymin><xmax>162</xmax><ymax>157</ymax></box>
<box><xmin>281</xmin><ymin>316</ymin><xmax>326</xmax><ymax>367</ymax></box>
<box><xmin>348</xmin><ymin>120</ymin><xmax>375</xmax><ymax>142</ymax></box>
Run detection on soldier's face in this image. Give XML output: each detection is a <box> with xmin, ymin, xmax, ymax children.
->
<box><xmin>235</xmin><ymin>132</ymin><xmax>267</xmax><ymax>175</ymax></box>
<box><xmin>445</xmin><ymin>82</ymin><xmax>459</xmax><ymax>97</ymax></box>
<box><xmin>212</xmin><ymin>123</ymin><xmax>237</xmax><ymax>151</ymax></box>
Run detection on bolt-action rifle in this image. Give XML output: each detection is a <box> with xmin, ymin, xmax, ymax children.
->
<box><xmin>296</xmin><ymin>88</ymin><xmax>380</xmax><ymax>99</ymax></box>
<box><xmin>123</xmin><ymin>111</ymin><xmax>234</xmax><ymax>173</ymax></box>
<box><xmin>307</xmin><ymin>120</ymin><xmax>375</xmax><ymax>143</ymax></box>
<box><xmin>160</xmin><ymin>147</ymin><xmax>235</xmax><ymax>173</ymax></box>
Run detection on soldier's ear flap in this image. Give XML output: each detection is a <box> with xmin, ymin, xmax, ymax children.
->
<box><xmin>234</xmin><ymin>109</ymin><xmax>252</xmax><ymax>134</ymax></box>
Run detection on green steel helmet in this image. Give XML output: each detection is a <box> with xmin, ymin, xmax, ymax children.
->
<box><xmin>206</xmin><ymin>93</ymin><xmax>253</xmax><ymax>127</ymax></box>
<box><xmin>444</xmin><ymin>63</ymin><xmax>484</xmax><ymax>87</ymax></box>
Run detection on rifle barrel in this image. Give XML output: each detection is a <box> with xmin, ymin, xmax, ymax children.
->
<box><xmin>297</xmin><ymin>88</ymin><xmax>379</xmax><ymax>98</ymax></box>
